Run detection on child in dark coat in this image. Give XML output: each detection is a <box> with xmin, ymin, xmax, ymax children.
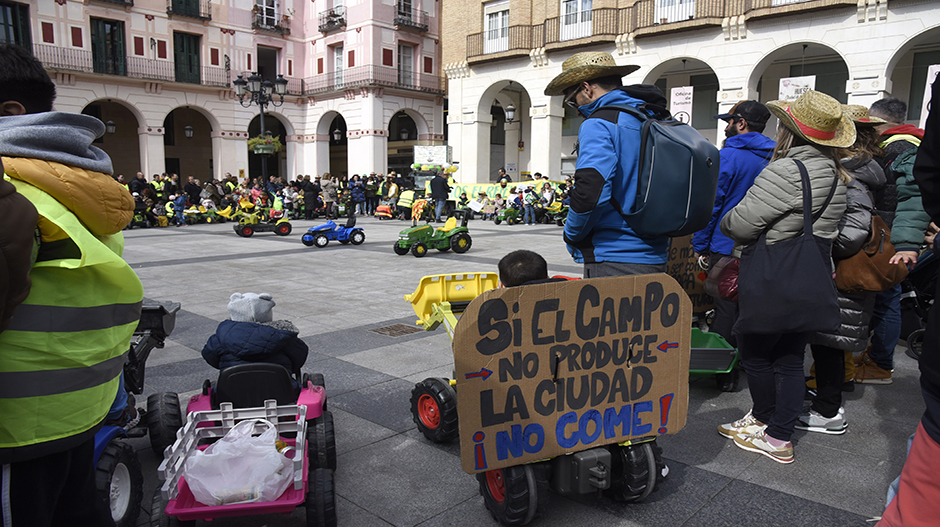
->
<box><xmin>202</xmin><ymin>292</ymin><xmax>308</xmax><ymax>388</ymax></box>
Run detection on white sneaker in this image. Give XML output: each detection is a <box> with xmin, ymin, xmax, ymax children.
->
<box><xmin>795</xmin><ymin>409</ymin><xmax>847</xmax><ymax>435</ymax></box>
<box><xmin>718</xmin><ymin>410</ymin><xmax>766</xmax><ymax>439</ymax></box>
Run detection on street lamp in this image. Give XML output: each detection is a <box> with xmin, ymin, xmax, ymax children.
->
<box><xmin>332</xmin><ymin>128</ymin><xmax>343</xmax><ymax>143</ymax></box>
<box><xmin>504</xmin><ymin>103</ymin><xmax>516</xmax><ymax>123</ymax></box>
<box><xmin>184</xmin><ymin>125</ymin><xmax>194</xmax><ymax>139</ymax></box>
<box><xmin>400</xmin><ymin>128</ymin><xmax>409</xmax><ymax>141</ymax></box>
<box><xmin>105</xmin><ymin>120</ymin><xmax>116</xmax><ymax>134</ymax></box>
<box><xmin>235</xmin><ymin>72</ymin><xmax>288</xmax><ymax>180</ymax></box>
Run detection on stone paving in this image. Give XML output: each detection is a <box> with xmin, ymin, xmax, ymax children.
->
<box><xmin>123</xmin><ymin>215</ymin><xmax>920</xmax><ymax>527</ymax></box>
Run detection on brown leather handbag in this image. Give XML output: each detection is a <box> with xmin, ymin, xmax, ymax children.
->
<box><xmin>835</xmin><ymin>215</ymin><xmax>909</xmax><ymax>292</ymax></box>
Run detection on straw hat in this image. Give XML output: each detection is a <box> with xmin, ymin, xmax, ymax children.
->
<box><xmin>842</xmin><ymin>104</ymin><xmax>887</xmax><ymax>126</ymax></box>
<box><xmin>765</xmin><ymin>91</ymin><xmax>855</xmax><ymax>148</ymax></box>
<box><xmin>544</xmin><ymin>52</ymin><xmax>640</xmax><ymax>96</ymax></box>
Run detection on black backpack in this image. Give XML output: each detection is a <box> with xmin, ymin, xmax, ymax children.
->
<box><xmin>587</xmin><ymin>86</ymin><xmax>720</xmax><ymax>237</ymax></box>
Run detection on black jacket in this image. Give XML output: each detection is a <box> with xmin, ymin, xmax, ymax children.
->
<box><xmin>429</xmin><ymin>175</ymin><xmax>450</xmax><ymax>200</ymax></box>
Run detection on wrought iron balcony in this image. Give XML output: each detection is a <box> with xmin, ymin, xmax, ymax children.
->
<box><xmin>252</xmin><ymin>13</ymin><xmax>291</xmax><ymax>35</ymax></box>
<box><xmin>302</xmin><ymin>65</ymin><xmax>444</xmax><ymax>96</ymax></box>
<box><xmin>318</xmin><ymin>7</ymin><xmax>346</xmax><ymax>33</ymax></box>
<box><xmin>167</xmin><ymin>0</ymin><xmax>211</xmax><ymax>20</ymax></box>
<box><xmin>394</xmin><ymin>4</ymin><xmax>429</xmax><ymax>32</ymax></box>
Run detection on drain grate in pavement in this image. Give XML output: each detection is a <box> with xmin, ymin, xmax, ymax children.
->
<box><xmin>370</xmin><ymin>323</ymin><xmax>423</xmax><ymax>337</ymax></box>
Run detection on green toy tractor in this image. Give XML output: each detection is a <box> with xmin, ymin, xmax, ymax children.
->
<box><xmin>394</xmin><ymin>212</ymin><xmax>472</xmax><ymax>257</ymax></box>
<box><xmin>494</xmin><ymin>206</ymin><xmax>522</xmax><ymax>225</ymax></box>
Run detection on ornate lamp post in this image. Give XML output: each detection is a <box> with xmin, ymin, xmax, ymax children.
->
<box><xmin>233</xmin><ymin>72</ymin><xmax>288</xmax><ymax>181</ymax></box>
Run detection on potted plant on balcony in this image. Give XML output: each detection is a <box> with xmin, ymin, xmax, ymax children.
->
<box><xmin>247</xmin><ymin>134</ymin><xmax>283</xmax><ymax>155</ymax></box>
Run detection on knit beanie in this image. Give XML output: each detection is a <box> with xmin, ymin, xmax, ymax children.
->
<box><xmin>227</xmin><ymin>292</ymin><xmax>275</xmax><ymax>323</ymax></box>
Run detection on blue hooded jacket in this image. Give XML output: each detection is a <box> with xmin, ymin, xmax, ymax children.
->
<box><xmin>692</xmin><ymin>132</ymin><xmax>775</xmax><ymax>256</ymax></box>
<box><xmin>563</xmin><ymin>88</ymin><xmax>668</xmax><ymax>265</ymax></box>
<box><xmin>202</xmin><ymin>320</ymin><xmax>308</xmax><ymax>379</ymax></box>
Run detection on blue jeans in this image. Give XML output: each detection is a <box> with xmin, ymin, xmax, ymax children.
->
<box><xmin>107</xmin><ymin>371</ymin><xmax>128</xmax><ymax>420</ymax></box>
<box><xmin>524</xmin><ymin>204</ymin><xmax>536</xmax><ymax>224</ymax></box>
<box><xmin>869</xmin><ymin>284</ymin><xmax>901</xmax><ymax>370</ymax></box>
<box><xmin>434</xmin><ymin>199</ymin><xmax>446</xmax><ymax>221</ymax></box>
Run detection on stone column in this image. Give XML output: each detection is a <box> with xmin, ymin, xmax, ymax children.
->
<box><xmin>528</xmin><ymin>101</ymin><xmax>563</xmax><ymax>179</ymax></box>
<box><xmin>139</xmin><ymin>125</ymin><xmax>165</xmax><ymax>179</ymax></box>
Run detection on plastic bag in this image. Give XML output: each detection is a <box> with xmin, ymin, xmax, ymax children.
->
<box><xmin>184</xmin><ymin>419</ymin><xmax>293</xmax><ymax>506</ymax></box>
<box><xmin>703</xmin><ymin>256</ymin><xmax>739</xmax><ymax>302</ymax></box>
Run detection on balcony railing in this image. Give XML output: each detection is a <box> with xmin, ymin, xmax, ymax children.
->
<box><xmin>167</xmin><ymin>0</ymin><xmax>211</xmax><ymax>20</ymax></box>
<box><xmin>34</xmin><ymin>43</ymin><xmax>229</xmax><ymax>87</ymax></box>
<box><xmin>252</xmin><ymin>13</ymin><xmax>291</xmax><ymax>35</ymax></box>
<box><xmin>467</xmin><ymin>25</ymin><xmax>533</xmax><ymax>59</ymax></box>
<box><xmin>653</xmin><ymin>0</ymin><xmax>695</xmax><ymax>24</ymax></box>
<box><xmin>302</xmin><ymin>64</ymin><xmax>444</xmax><ymax>95</ymax></box>
<box><xmin>395</xmin><ymin>4</ymin><xmax>429</xmax><ymax>32</ymax></box>
<box><xmin>545</xmin><ymin>7</ymin><xmax>619</xmax><ymax>45</ymax></box>
<box><xmin>318</xmin><ymin>7</ymin><xmax>346</xmax><ymax>33</ymax></box>
<box><xmin>93</xmin><ymin>0</ymin><xmax>133</xmax><ymax>6</ymax></box>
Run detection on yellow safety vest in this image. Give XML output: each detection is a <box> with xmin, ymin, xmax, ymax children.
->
<box><xmin>0</xmin><ymin>178</ymin><xmax>143</xmax><ymax>451</ymax></box>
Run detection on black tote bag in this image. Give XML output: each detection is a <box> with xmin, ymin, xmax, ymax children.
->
<box><xmin>734</xmin><ymin>160</ymin><xmax>841</xmax><ymax>335</ymax></box>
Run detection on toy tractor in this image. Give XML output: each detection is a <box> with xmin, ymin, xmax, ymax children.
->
<box><xmin>394</xmin><ymin>212</ymin><xmax>471</xmax><ymax>257</ymax></box>
<box><xmin>542</xmin><ymin>202</ymin><xmax>569</xmax><ymax>226</ymax></box>
<box><xmin>494</xmin><ymin>206</ymin><xmax>522</xmax><ymax>225</ymax></box>
<box><xmin>302</xmin><ymin>215</ymin><xmax>365</xmax><ymax>248</ymax></box>
<box><xmin>233</xmin><ymin>206</ymin><xmax>292</xmax><ymax>237</ymax></box>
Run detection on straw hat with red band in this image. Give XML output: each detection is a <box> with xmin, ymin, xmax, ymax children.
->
<box><xmin>841</xmin><ymin>104</ymin><xmax>887</xmax><ymax>126</ymax></box>
<box><xmin>765</xmin><ymin>90</ymin><xmax>855</xmax><ymax>148</ymax></box>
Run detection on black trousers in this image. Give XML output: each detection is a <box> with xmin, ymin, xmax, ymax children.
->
<box><xmin>1</xmin><ymin>435</ymin><xmax>115</xmax><ymax>527</ymax></box>
<box><xmin>810</xmin><ymin>344</ymin><xmax>844</xmax><ymax>418</ymax></box>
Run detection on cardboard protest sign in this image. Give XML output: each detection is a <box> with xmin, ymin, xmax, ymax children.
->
<box><xmin>452</xmin><ymin>274</ymin><xmax>691</xmax><ymax>474</ymax></box>
<box><xmin>666</xmin><ymin>235</ymin><xmax>714</xmax><ymax>313</ymax></box>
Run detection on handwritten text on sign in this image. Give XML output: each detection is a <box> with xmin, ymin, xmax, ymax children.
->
<box><xmin>452</xmin><ymin>274</ymin><xmax>691</xmax><ymax>474</ymax></box>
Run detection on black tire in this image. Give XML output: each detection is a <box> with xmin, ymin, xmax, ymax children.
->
<box><xmin>907</xmin><ymin>328</ymin><xmax>925</xmax><ymax>361</ymax></box>
<box><xmin>507</xmin><ymin>217</ymin><xmax>515</xmax><ymax>226</ymax></box>
<box><xmin>302</xmin><ymin>236</ymin><xmax>315</xmax><ymax>247</ymax></box>
<box><xmin>151</xmin><ymin>488</ymin><xmax>194</xmax><ymax>527</ymax></box>
<box><xmin>307</xmin><ymin>410</ymin><xmax>337</xmax><ymax>471</ymax></box>
<box><xmin>240</xmin><ymin>225</ymin><xmax>254</xmax><ymax>237</ymax></box>
<box><xmin>556</xmin><ymin>218</ymin><xmax>564</xmax><ymax>226</ymax></box>
<box><xmin>607</xmin><ymin>439</ymin><xmax>667</xmax><ymax>503</ymax></box>
<box><xmin>411</xmin><ymin>242</ymin><xmax>428</xmax><ymax>257</ymax></box>
<box><xmin>314</xmin><ymin>234</ymin><xmax>329</xmax><ymax>248</ymax></box>
<box><xmin>147</xmin><ymin>392</ymin><xmax>183</xmax><ymax>456</ymax></box>
<box><xmin>715</xmin><ymin>368</ymin><xmax>740</xmax><ymax>392</ymax></box>
<box><xmin>350</xmin><ymin>231</ymin><xmax>365</xmax><ymax>245</ymax></box>
<box><xmin>276</xmin><ymin>223</ymin><xmax>292</xmax><ymax>236</ymax></box>
<box><xmin>306</xmin><ymin>468</ymin><xmax>337</xmax><ymax>527</ymax></box>
<box><xmin>477</xmin><ymin>465</ymin><xmax>539</xmax><ymax>526</ymax></box>
<box><xmin>394</xmin><ymin>242</ymin><xmax>409</xmax><ymax>255</ymax></box>
<box><xmin>494</xmin><ymin>218</ymin><xmax>502</xmax><ymax>225</ymax></box>
<box><xmin>96</xmin><ymin>439</ymin><xmax>142</xmax><ymax>527</ymax></box>
<box><xmin>410</xmin><ymin>378</ymin><xmax>458</xmax><ymax>443</ymax></box>
<box><xmin>451</xmin><ymin>233</ymin><xmax>472</xmax><ymax>253</ymax></box>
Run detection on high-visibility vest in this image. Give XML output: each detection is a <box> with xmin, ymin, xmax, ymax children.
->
<box><xmin>398</xmin><ymin>189</ymin><xmax>415</xmax><ymax>209</ymax></box>
<box><xmin>165</xmin><ymin>201</ymin><xmax>175</xmax><ymax>217</ymax></box>
<box><xmin>1</xmin><ymin>178</ymin><xmax>143</xmax><ymax>451</ymax></box>
<box><xmin>880</xmin><ymin>134</ymin><xmax>921</xmax><ymax>149</ymax></box>
<box><xmin>154</xmin><ymin>179</ymin><xmax>165</xmax><ymax>197</ymax></box>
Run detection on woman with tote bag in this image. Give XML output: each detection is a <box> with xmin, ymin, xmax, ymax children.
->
<box><xmin>716</xmin><ymin>91</ymin><xmax>854</xmax><ymax>464</ymax></box>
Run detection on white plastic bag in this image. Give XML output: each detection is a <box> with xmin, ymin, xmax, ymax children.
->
<box><xmin>184</xmin><ymin>419</ymin><xmax>293</xmax><ymax>506</ymax></box>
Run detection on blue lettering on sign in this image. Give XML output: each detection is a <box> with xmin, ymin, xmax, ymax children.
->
<box><xmin>579</xmin><ymin>409</ymin><xmax>603</xmax><ymax>445</ymax></box>
<box><xmin>556</xmin><ymin>412</ymin><xmax>579</xmax><ymax>448</ymax></box>
<box><xmin>633</xmin><ymin>400</ymin><xmax>653</xmax><ymax>435</ymax></box>
<box><xmin>553</xmin><ymin>402</ymin><xmax>656</xmax><ymax>449</ymax></box>
<box><xmin>495</xmin><ymin>423</ymin><xmax>546</xmax><ymax>460</ymax></box>
<box><xmin>603</xmin><ymin>404</ymin><xmax>632</xmax><ymax>438</ymax></box>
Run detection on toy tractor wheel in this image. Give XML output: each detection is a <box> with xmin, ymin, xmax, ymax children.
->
<box><xmin>307</xmin><ymin>410</ymin><xmax>337</xmax><ymax>471</ymax></box>
<box><xmin>96</xmin><ymin>439</ymin><xmax>143</xmax><ymax>527</ymax></box>
<box><xmin>907</xmin><ymin>328</ymin><xmax>926</xmax><ymax>361</ymax></box>
<box><xmin>276</xmin><ymin>223</ymin><xmax>292</xmax><ymax>236</ymax></box>
<box><xmin>607</xmin><ymin>439</ymin><xmax>667</xmax><ymax>503</ymax></box>
<box><xmin>494</xmin><ymin>218</ymin><xmax>502</xmax><ymax>225</ymax></box>
<box><xmin>302</xmin><ymin>236</ymin><xmax>315</xmax><ymax>247</ymax></box>
<box><xmin>314</xmin><ymin>234</ymin><xmax>329</xmax><ymax>248</ymax></box>
<box><xmin>393</xmin><ymin>242</ymin><xmax>409</xmax><ymax>255</ymax></box>
<box><xmin>451</xmin><ymin>233</ymin><xmax>472</xmax><ymax>253</ymax></box>
<box><xmin>350</xmin><ymin>231</ymin><xmax>366</xmax><ymax>245</ymax></box>
<box><xmin>411</xmin><ymin>242</ymin><xmax>428</xmax><ymax>257</ymax></box>
<box><xmin>410</xmin><ymin>378</ymin><xmax>458</xmax><ymax>443</ymax></box>
<box><xmin>240</xmin><ymin>225</ymin><xmax>254</xmax><ymax>237</ymax></box>
<box><xmin>146</xmin><ymin>392</ymin><xmax>183</xmax><ymax>456</ymax></box>
<box><xmin>556</xmin><ymin>218</ymin><xmax>565</xmax><ymax>227</ymax></box>
<box><xmin>151</xmin><ymin>487</ymin><xmax>193</xmax><ymax>527</ymax></box>
<box><xmin>478</xmin><ymin>465</ymin><xmax>539</xmax><ymax>526</ymax></box>
<box><xmin>305</xmin><ymin>468</ymin><xmax>337</xmax><ymax>527</ymax></box>
<box><xmin>507</xmin><ymin>217</ymin><xmax>516</xmax><ymax>226</ymax></box>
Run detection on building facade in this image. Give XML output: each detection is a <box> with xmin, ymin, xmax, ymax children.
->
<box><xmin>5</xmin><ymin>0</ymin><xmax>445</xmax><ymax>181</ymax></box>
<box><xmin>441</xmin><ymin>0</ymin><xmax>940</xmax><ymax>183</ymax></box>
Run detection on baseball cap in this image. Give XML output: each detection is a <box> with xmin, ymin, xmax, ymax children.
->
<box><xmin>714</xmin><ymin>100</ymin><xmax>770</xmax><ymax>125</ymax></box>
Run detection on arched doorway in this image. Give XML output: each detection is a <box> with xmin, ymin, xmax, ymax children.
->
<box><xmin>885</xmin><ymin>27</ymin><xmax>940</xmax><ymax>126</ymax></box>
<box><xmin>328</xmin><ymin>115</ymin><xmax>347</xmax><ymax>177</ymax></box>
<box><xmin>482</xmin><ymin>81</ymin><xmax>530</xmax><ymax>182</ymax></box>
<box><xmin>163</xmin><ymin>107</ymin><xmax>213</xmax><ymax>181</ymax></box>
<box><xmin>81</xmin><ymin>100</ymin><xmax>141</xmax><ymax>179</ymax></box>
<box><xmin>388</xmin><ymin>111</ymin><xmax>417</xmax><ymax>176</ymax></box>
<box><xmin>749</xmin><ymin>43</ymin><xmax>850</xmax><ymax>134</ymax></box>
<box><xmin>644</xmin><ymin>58</ymin><xmax>720</xmax><ymax>144</ymax></box>
<box><xmin>248</xmin><ymin>114</ymin><xmax>288</xmax><ymax>181</ymax></box>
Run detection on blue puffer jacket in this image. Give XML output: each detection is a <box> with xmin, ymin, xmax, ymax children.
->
<box><xmin>202</xmin><ymin>320</ymin><xmax>308</xmax><ymax>377</ymax></box>
<box><xmin>692</xmin><ymin>132</ymin><xmax>775</xmax><ymax>256</ymax></box>
<box><xmin>563</xmin><ymin>89</ymin><xmax>668</xmax><ymax>265</ymax></box>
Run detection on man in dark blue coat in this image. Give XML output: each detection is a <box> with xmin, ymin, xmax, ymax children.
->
<box><xmin>692</xmin><ymin>100</ymin><xmax>775</xmax><ymax>345</ymax></box>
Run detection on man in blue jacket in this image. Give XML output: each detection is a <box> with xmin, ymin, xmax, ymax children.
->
<box><xmin>544</xmin><ymin>52</ymin><xmax>666</xmax><ymax>277</ymax></box>
<box><xmin>692</xmin><ymin>100</ymin><xmax>775</xmax><ymax>345</ymax></box>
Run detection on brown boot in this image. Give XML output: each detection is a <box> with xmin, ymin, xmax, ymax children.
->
<box><xmin>855</xmin><ymin>360</ymin><xmax>893</xmax><ymax>384</ymax></box>
<box><xmin>853</xmin><ymin>345</ymin><xmax>871</xmax><ymax>366</ymax></box>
